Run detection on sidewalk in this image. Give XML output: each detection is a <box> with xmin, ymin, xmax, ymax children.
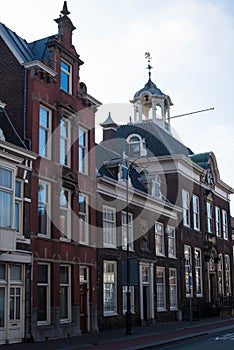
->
<box><xmin>2</xmin><ymin>317</ymin><xmax>234</xmax><ymax>350</ymax></box>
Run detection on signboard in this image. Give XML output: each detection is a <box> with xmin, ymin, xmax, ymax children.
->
<box><xmin>121</xmin><ymin>257</ymin><xmax>139</xmax><ymax>286</ymax></box>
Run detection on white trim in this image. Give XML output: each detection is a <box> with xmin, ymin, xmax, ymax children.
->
<box><xmin>23</xmin><ymin>60</ymin><xmax>56</xmax><ymax>77</ymax></box>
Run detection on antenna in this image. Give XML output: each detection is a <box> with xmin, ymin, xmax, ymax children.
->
<box><xmin>171</xmin><ymin>107</ymin><xmax>214</xmax><ymax>119</ymax></box>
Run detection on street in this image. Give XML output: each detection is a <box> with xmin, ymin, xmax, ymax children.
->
<box><xmin>146</xmin><ymin>327</ymin><xmax>234</xmax><ymax>350</ymax></box>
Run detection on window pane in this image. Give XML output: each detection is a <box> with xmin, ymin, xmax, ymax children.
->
<box><xmin>10</xmin><ymin>265</ymin><xmax>21</xmax><ymax>281</ymax></box>
<box><xmin>0</xmin><ymin>288</ymin><xmax>5</xmax><ymax>327</ymax></box>
<box><xmin>15</xmin><ymin>180</ymin><xmax>21</xmax><ymax>198</ymax></box>
<box><xmin>37</xmin><ymin>286</ymin><xmax>47</xmax><ymax>322</ymax></box>
<box><xmin>0</xmin><ymin>191</ymin><xmax>12</xmax><ymax>227</ymax></box>
<box><xmin>40</xmin><ymin>107</ymin><xmax>49</xmax><ymax>128</ymax></box>
<box><xmin>0</xmin><ymin>265</ymin><xmax>5</xmax><ymax>280</ymax></box>
<box><xmin>0</xmin><ymin>168</ymin><xmax>12</xmax><ymax>188</ymax></box>
<box><xmin>60</xmin><ymin>286</ymin><xmax>68</xmax><ymax>318</ymax></box>
<box><xmin>38</xmin><ymin>265</ymin><xmax>48</xmax><ymax>284</ymax></box>
<box><xmin>14</xmin><ymin>202</ymin><xmax>19</xmax><ymax>232</ymax></box>
<box><xmin>60</xmin><ymin>266</ymin><xmax>68</xmax><ymax>284</ymax></box>
<box><xmin>38</xmin><ymin>182</ymin><xmax>49</xmax><ymax>235</ymax></box>
<box><xmin>79</xmin><ymin>129</ymin><xmax>85</xmax><ymax>146</ymax></box>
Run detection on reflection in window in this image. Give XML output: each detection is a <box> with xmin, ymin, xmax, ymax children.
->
<box><xmin>38</xmin><ymin>182</ymin><xmax>49</xmax><ymax>236</ymax></box>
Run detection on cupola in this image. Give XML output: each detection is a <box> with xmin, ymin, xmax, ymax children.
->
<box><xmin>130</xmin><ymin>53</ymin><xmax>173</xmax><ymax>133</ymax></box>
<box><xmin>100</xmin><ymin>112</ymin><xmax>119</xmax><ymax>141</ymax></box>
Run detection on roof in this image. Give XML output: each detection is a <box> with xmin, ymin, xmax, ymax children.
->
<box><xmin>189</xmin><ymin>152</ymin><xmax>211</xmax><ymax>169</ymax></box>
<box><xmin>99</xmin><ymin>113</ymin><xmax>118</xmax><ymax>128</ymax></box>
<box><xmin>108</xmin><ymin>121</ymin><xmax>192</xmax><ymax>158</ymax></box>
<box><xmin>0</xmin><ymin>22</ymin><xmax>55</xmax><ymax>64</ymax></box>
<box><xmin>134</xmin><ymin>78</ymin><xmax>166</xmax><ymax>99</ymax></box>
<box><xmin>0</xmin><ymin>105</ymin><xmax>27</xmax><ymax>149</ymax></box>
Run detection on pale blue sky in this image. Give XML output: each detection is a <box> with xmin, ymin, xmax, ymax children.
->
<box><xmin>1</xmin><ymin>0</ymin><xmax>234</xmax><ymax>213</ymax></box>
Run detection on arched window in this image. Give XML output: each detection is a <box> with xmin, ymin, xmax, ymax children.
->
<box><xmin>127</xmin><ymin>134</ymin><xmax>146</xmax><ymax>157</ymax></box>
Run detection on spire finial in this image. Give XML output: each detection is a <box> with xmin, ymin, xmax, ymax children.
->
<box><xmin>145</xmin><ymin>52</ymin><xmax>153</xmax><ymax>80</ymax></box>
<box><xmin>61</xmin><ymin>1</ymin><xmax>70</xmax><ymax>16</ymax></box>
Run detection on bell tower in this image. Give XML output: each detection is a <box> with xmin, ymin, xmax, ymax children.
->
<box><xmin>130</xmin><ymin>53</ymin><xmax>173</xmax><ymax>133</ymax></box>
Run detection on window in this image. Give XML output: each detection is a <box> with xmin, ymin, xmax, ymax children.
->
<box><xmin>0</xmin><ymin>167</ymin><xmax>13</xmax><ymax>228</ymax></box>
<box><xmin>222</xmin><ymin>210</ymin><xmax>228</xmax><ymax>240</ymax></box>
<box><xmin>217</xmin><ymin>254</ymin><xmax>224</xmax><ymax>295</ymax></box>
<box><xmin>60</xmin><ymin>60</ymin><xmax>72</xmax><ymax>93</ymax></box>
<box><xmin>79</xmin><ymin>194</ymin><xmax>88</xmax><ymax>244</ymax></box>
<box><xmin>206</xmin><ymin>202</ymin><xmax>212</xmax><ymax>233</ymax></box>
<box><xmin>194</xmin><ymin>248</ymin><xmax>202</xmax><ymax>296</ymax></box>
<box><xmin>38</xmin><ymin>181</ymin><xmax>50</xmax><ymax>236</ymax></box>
<box><xmin>37</xmin><ymin>263</ymin><xmax>50</xmax><ymax>324</ymax></box>
<box><xmin>121</xmin><ymin>212</ymin><xmax>134</xmax><ymax>251</ymax></box>
<box><xmin>167</xmin><ymin>226</ymin><xmax>176</xmax><ymax>258</ymax></box>
<box><xmin>182</xmin><ymin>189</ymin><xmax>190</xmax><ymax>226</ymax></box>
<box><xmin>14</xmin><ymin>180</ymin><xmax>23</xmax><ymax>233</ymax></box>
<box><xmin>103</xmin><ymin>261</ymin><xmax>117</xmax><ymax>315</ymax></box>
<box><xmin>224</xmin><ymin>255</ymin><xmax>231</xmax><ymax>295</ymax></box>
<box><xmin>122</xmin><ymin>286</ymin><xmax>134</xmax><ymax>313</ymax></box>
<box><xmin>128</xmin><ymin>135</ymin><xmax>141</xmax><ymax>156</ymax></box>
<box><xmin>59</xmin><ymin>188</ymin><xmax>71</xmax><ymax>240</ymax></box>
<box><xmin>169</xmin><ymin>268</ymin><xmax>178</xmax><ymax>310</ymax></box>
<box><xmin>78</xmin><ymin>128</ymin><xmax>88</xmax><ymax>174</ymax></box>
<box><xmin>155</xmin><ymin>222</ymin><xmax>165</xmax><ymax>256</ymax></box>
<box><xmin>215</xmin><ymin>207</ymin><xmax>221</xmax><ymax>237</ymax></box>
<box><xmin>39</xmin><ymin>106</ymin><xmax>51</xmax><ymax>158</ymax></box>
<box><xmin>60</xmin><ymin>118</ymin><xmax>70</xmax><ymax>166</ymax></box>
<box><xmin>184</xmin><ymin>245</ymin><xmax>192</xmax><ymax>297</ymax></box>
<box><xmin>60</xmin><ymin>265</ymin><xmax>71</xmax><ymax>322</ymax></box>
<box><xmin>103</xmin><ymin>207</ymin><xmax>116</xmax><ymax>248</ymax></box>
<box><xmin>192</xmin><ymin>195</ymin><xmax>200</xmax><ymax>230</ymax></box>
<box><xmin>156</xmin><ymin>267</ymin><xmax>166</xmax><ymax>310</ymax></box>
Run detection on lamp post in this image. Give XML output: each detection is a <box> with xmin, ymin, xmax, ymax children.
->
<box><xmin>123</xmin><ymin>156</ymin><xmax>149</xmax><ymax>335</ymax></box>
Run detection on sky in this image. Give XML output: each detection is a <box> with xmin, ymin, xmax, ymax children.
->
<box><xmin>1</xmin><ymin>0</ymin><xmax>234</xmax><ymax>214</ymax></box>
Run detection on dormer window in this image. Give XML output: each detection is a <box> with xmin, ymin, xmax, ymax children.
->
<box><xmin>127</xmin><ymin>134</ymin><xmax>146</xmax><ymax>157</ymax></box>
<box><xmin>60</xmin><ymin>60</ymin><xmax>72</xmax><ymax>93</ymax></box>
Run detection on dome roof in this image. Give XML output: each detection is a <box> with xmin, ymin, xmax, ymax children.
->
<box><xmin>134</xmin><ymin>78</ymin><xmax>166</xmax><ymax>99</ymax></box>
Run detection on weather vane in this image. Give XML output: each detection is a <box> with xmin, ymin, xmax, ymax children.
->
<box><xmin>145</xmin><ymin>52</ymin><xmax>152</xmax><ymax>80</ymax></box>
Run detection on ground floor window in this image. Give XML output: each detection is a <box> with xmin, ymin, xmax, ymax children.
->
<box><xmin>169</xmin><ymin>268</ymin><xmax>177</xmax><ymax>310</ymax></box>
<box><xmin>60</xmin><ymin>265</ymin><xmax>71</xmax><ymax>322</ymax></box>
<box><xmin>122</xmin><ymin>286</ymin><xmax>134</xmax><ymax>313</ymax></box>
<box><xmin>156</xmin><ymin>266</ymin><xmax>166</xmax><ymax>311</ymax></box>
<box><xmin>37</xmin><ymin>263</ymin><xmax>50</xmax><ymax>324</ymax></box>
<box><xmin>103</xmin><ymin>261</ymin><xmax>117</xmax><ymax>315</ymax></box>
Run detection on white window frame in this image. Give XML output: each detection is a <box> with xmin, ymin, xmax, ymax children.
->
<box><xmin>0</xmin><ymin>164</ymin><xmax>15</xmax><ymax>229</ymax></box>
<box><xmin>224</xmin><ymin>255</ymin><xmax>231</xmax><ymax>296</ymax></box>
<box><xmin>59</xmin><ymin>265</ymin><xmax>71</xmax><ymax>323</ymax></box>
<box><xmin>37</xmin><ymin>263</ymin><xmax>50</xmax><ymax>325</ymax></box>
<box><xmin>103</xmin><ymin>261</ymin><xmax>117</xmax><ymax>316</ymax></box>
<box><xmin>156</xmin><ymin>266</ymin><xmax>166</xmax><ymax>311</ymax></box>
<box><xmin>14</xmin><ymin>179</ymin><xmax>23</xmax><ymax>234</ymax></box>
<box><xmin>60</xmin><ymin>118</ymin><xmax>71</xmax><ymax>167</ymax></box>
<box><xmin>38</xmin><ymin>180</ymin><xmax>51</xmax><ymax>237</ymax></box>
<box><xmin>127</xmin><ymin>134</ymin><xmax>141</xmax><ymax>157</ymax></box>
<box><xmin>103</xmin><ymin>206</ymin><xmax>116</xmax><ymax>248</ymax></box>
<box><xmin>78</xmin><ymin>127</ymin><xmax>88</xmax><ymax>174</ymax></box>
<box><xmin>215</xmin><ymin>207</ymin><xmax>221</xmax><ymax>237</ymax></box>
<box><xmin>184</xmin><ymin>245</ymin><xmax>193</xmax><ymax>297</ymax></box>
<box><xmin>194</xmin><ymin>248</ymin><xmax>203</xmax><ymax>297</ymax></box>
<box><xmin>206</xmin><ymin>202</ymin><xmax>212</xmax><ymax>233</ymax></box>
<box><xmin>60</xmin><ymin>59</ymin><xmax>72</xmax><ymax>94</ymax></box>
<box><xmin>59</xmin><ymin>188</ymin><xmax>71</xmax><ymax>241</ymax></box>
<box><xmin>39</xmin><ymin>105</ymin><xmax>51</xmax><ymax>159</ymax></box>
<box><xmin>182</xmin><ymin>189</ymin><xmax>190</xmax><ymax>227</ymax></box>
<box><xmin>121</xmin><ymin>211</ymin><xmax>134</xmax><ymax>251</ymax></box>
<box><xmin>79</xmin><ymin>193</ymin><xmax>89</xmax><ymax>245</ymax></box>
<box><xmin>122</xmin><ymin>285</ymin><xmax>134</xmax><ymax>313</ymax></box>
<box><xmin>155</xmin><ymin>222</ymin><xmax>165</xmax><ymax>256</ymax></box>
<box><xmin>192</xmin><ymin>195</ymin><xmax>200</xmax><ymax>231</ymax></box>
<box><xmin>149</xmin><ymin>175</ymin><xmax>161</xmax><ymax>198</ymax></box>
<box><xmin>167</xmin><ymin>226</ymin><xmax>176</xmax><ymax>258</ymax></box>
<box><xmin>169</xmin><ymin>268</ymin><xmax>178</xmax><ymax>310</ymax></box>
<box><xmin>218</xmin><ymin>254</ymin><xmax>224</xmax><ymax>295</ymax></box>
<box><xmin>222</xmin><ymin>210</ymin><xmax>228</xmax><ymax>240</ymax></box>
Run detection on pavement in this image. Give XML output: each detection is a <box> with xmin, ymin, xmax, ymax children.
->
<box><xmin>2</xmin><ymin>317</ymin><xmax>234</xmax><ymax>350</ymax></box>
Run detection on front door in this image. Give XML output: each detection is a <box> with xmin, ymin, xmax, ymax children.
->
<box><xmin>79</xmin><ymin>266</ymin><xmax>89</xmax><ymax>333</ymax></box>
<box><xmin>0</xmin><ymin>264</ymin><xmax>24</xmax><ymax>344</ymax></box>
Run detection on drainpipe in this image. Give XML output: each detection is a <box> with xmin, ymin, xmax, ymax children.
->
<box><xmin>23</xmin><ymin>68</ymin><xmax>32</xmax><ymax>150</ymax></box>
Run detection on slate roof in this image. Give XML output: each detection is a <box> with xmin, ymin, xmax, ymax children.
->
<box><xmin>134</xmin><ymin>78</ymin><xmax>166</xmax><ymax>99</ymax></box>
<box><xmin>0</xmin><ymin>106</ymin><xmax>27</xmax><ymax>149</ymax></box>
<box><xmin>0</xmin><ymin>22</ymin><xmax>54</xmax><ymax>64</ymax></box>
<box><xmin>101</xmin><ymin>121</ymin><xmax>192</xmax><ymax>158</ymax></box>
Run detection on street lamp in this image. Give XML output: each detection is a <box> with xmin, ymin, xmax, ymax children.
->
<box><xmin>122</xmin><ymin>156</ymin><xmax>149</xmax><ymax>335</ymax></box>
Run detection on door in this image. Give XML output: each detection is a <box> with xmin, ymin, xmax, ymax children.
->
<box><xmin>210</xmin><ymin>273</ymin><xmax>218</xmax><ymax>306</ymax></box>
<box><xmin>79</xmin><ymin>266</ymin><xmax>89</xmax><ymax>333</ymax></box>
<box><xmin>0</xmin><ymin>287</ymin><xmax>6</xmax><ymax>344</ymax></box>
<box><xmin>8</xmin><ymin>286</ymin><xmax>22</xmax><ymax>343</ymax></box>
<box><xmin>143</xmin><ymin>286</ymin><xmax>149</xmax><ymax>321</ymax></box>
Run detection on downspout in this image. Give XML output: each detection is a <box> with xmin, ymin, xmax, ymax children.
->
<box><xmin>23</xmin><ymin>68</ymin><xmax>32</xmax><ymax>150</ymax></box>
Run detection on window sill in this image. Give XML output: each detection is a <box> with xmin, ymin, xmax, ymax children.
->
<box><xmin>157</xmin><ymin>308</ymin><xmax>167</xmax><ymax>312</ymax></box>
<box><xmin>103</xmin><ymin>313</ymin><xmax>118</xmax><ymax>317</ymax></box>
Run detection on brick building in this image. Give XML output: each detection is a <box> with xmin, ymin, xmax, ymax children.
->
<box><xmin>0</xmin><ymin>2</ymin><xmax>100</xmax><ymax>342</ymax></box>
<box><xmin>96</xmin><ymin>64</ymin><xmax>233</xmax><ymax>329</ymax></box>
